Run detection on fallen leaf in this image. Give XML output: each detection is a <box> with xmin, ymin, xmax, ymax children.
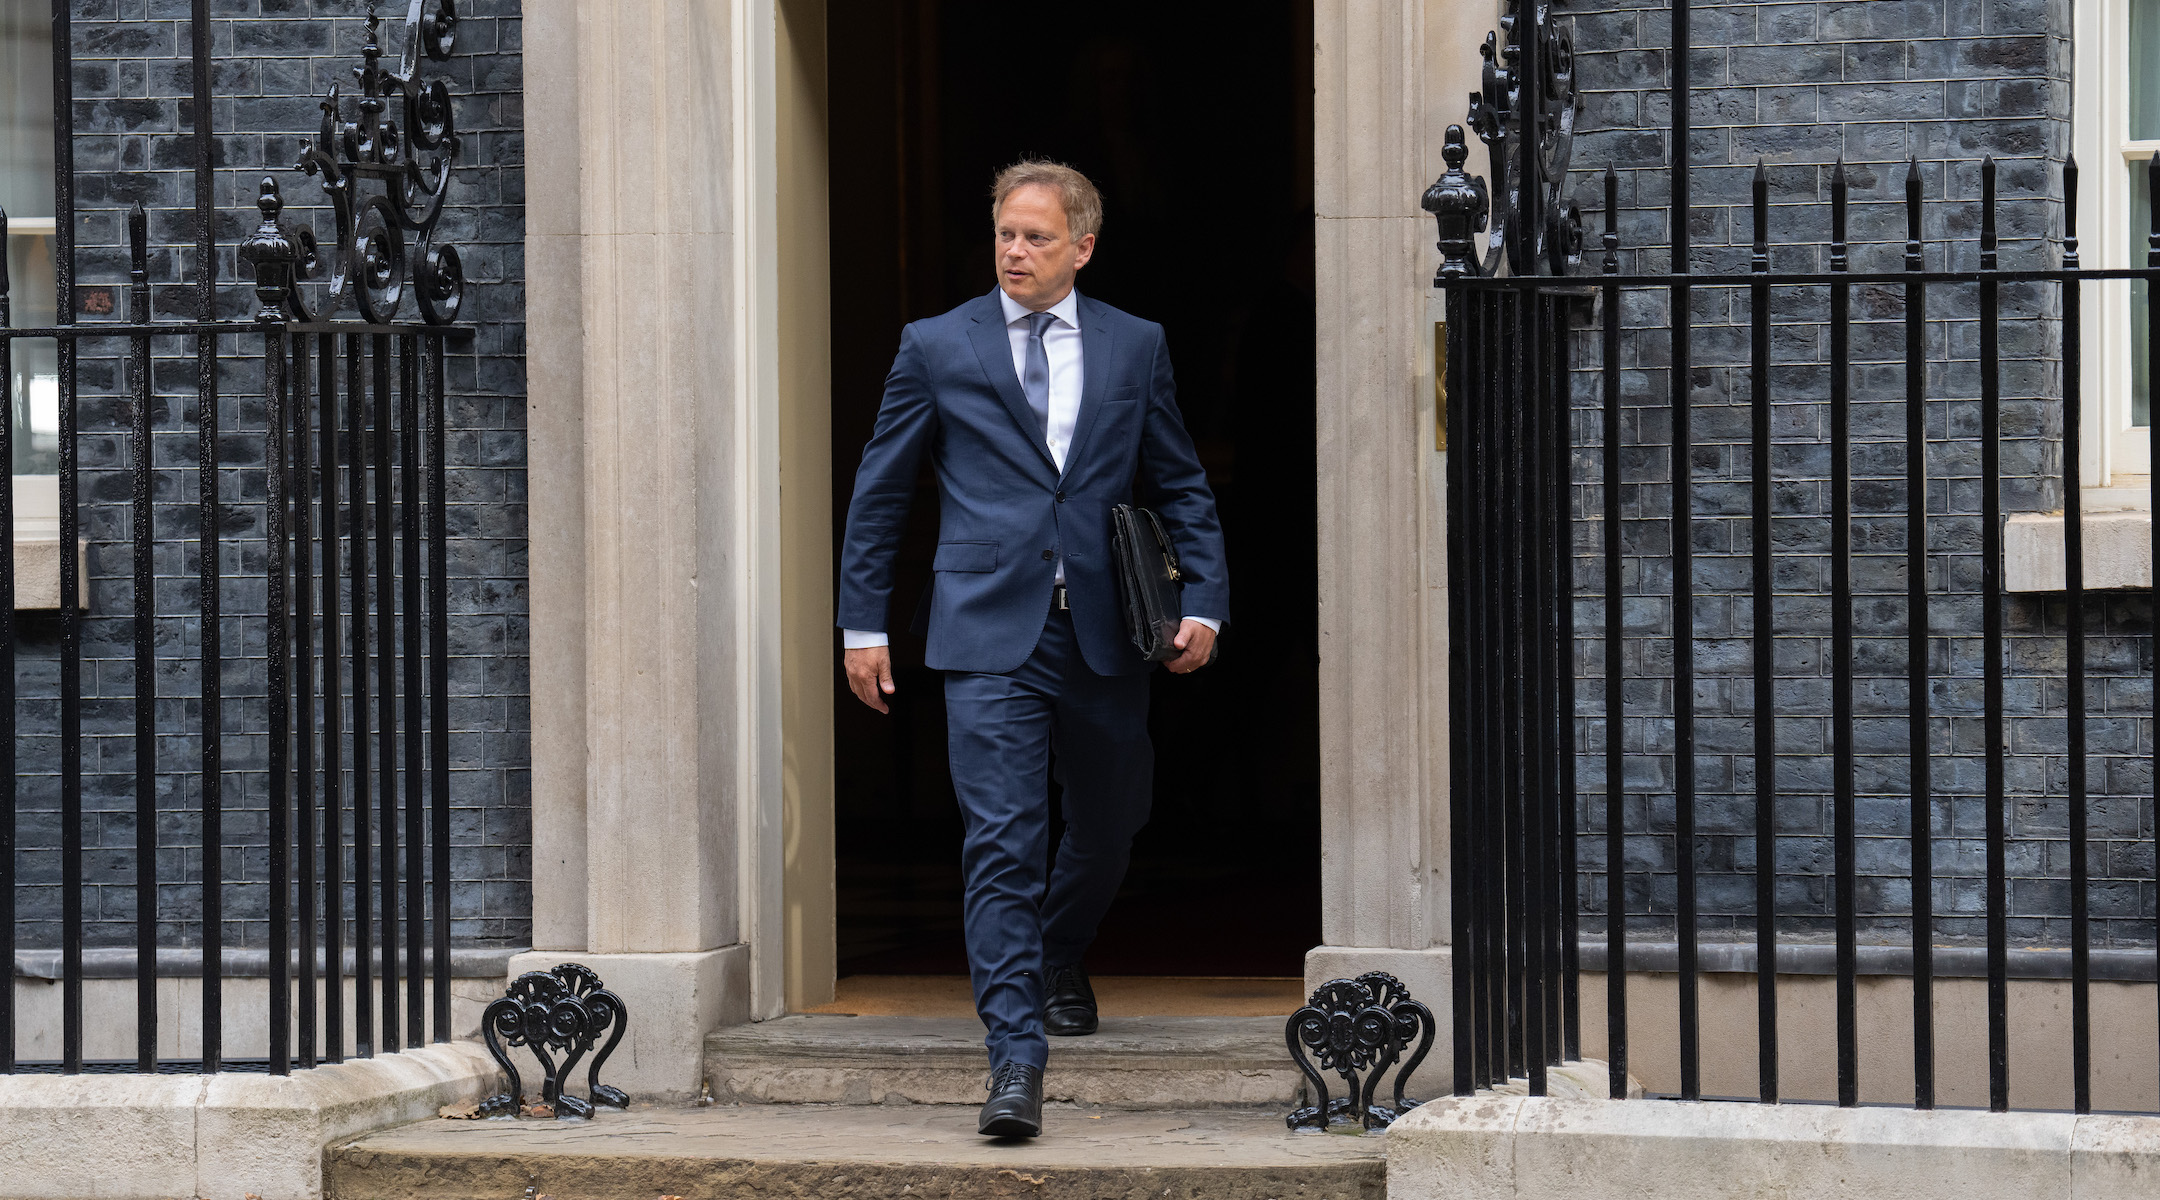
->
<box><xmin>523</xmin><ymin>1103</ymin><xmax>555</xmax><ymax>1118</ymax></box>
<box><xmin>438</xmin><ymin>1102</ymin><xmax>482</xmax><ymax>1120</ymax></box>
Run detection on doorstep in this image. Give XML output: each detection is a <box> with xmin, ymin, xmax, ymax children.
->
<box><xmin>703</xmin><ymin>1014</ymin><xmax>1304</xmax><ymax>1108</ymax></box>
<box><xmin>326</xmin><ymin>1101</ymin><xmax>1389</xmax><ymax>1200</ymax></box>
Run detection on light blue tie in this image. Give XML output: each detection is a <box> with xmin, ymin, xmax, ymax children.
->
<box><xmin>1022</xmin><ymin>311</ymin><xmax>1055</xmax><ymax>444</ymax></box>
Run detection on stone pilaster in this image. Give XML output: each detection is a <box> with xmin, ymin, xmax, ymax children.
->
<box><xmin>1306</xmin><ymin>0</ymin><xmax>1496</xmax><ymax>1063</ymax></box>
<box><xmin>521</xmin><ymin>0</ymin><xmax>781</xmax><ymax>1100</ymax></box>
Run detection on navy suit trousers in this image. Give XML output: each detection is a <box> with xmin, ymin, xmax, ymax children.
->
<box><xmin>943</xmin><ymin>606</ymin><xmax>1153</xmax><ymax>1070</ymax></box>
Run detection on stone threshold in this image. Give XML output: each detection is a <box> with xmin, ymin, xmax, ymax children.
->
<box><xmin>704</xmin><ymin>1014</ymin><xmax>1306</xmax><ymax>1109</ymax></box>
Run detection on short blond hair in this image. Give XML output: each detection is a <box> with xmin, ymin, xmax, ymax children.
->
<box><xmin>990</xmin><ymin>160</ymin><xmax>1103</xmax><ymax>241</ymax></box>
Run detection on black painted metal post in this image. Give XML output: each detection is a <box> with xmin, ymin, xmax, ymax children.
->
<box><xmin>241</xmin><ymin>178</ymin><xmax>302</xmax><ymax>1076</ymax></box>
<box><xmin>427</xmin><ymin>336</ymin><xmax>452</xmax><ymax>1041</ymax></box>
<box><xmin>51</xmin><ymin>0</ymin><xmax>83</xmax><ymax>1076</ymax></box>
<box><xmin>1830</xmin><ymin>160</ymin><xmax>1858</xmax><ymax>1109</ymax></box>
<box><xmin>319</xmin><ymin>333</ymin><xmax>345</xmax><ymax>1063</ymax></box>
<box><xmin>265</xmin><ymin>319</ymin><xmax>292</xmax><ymax>1077</ymax></box>
<box><xmin>1980</xmin><ymin>157</ymin><xmax>2010</xmax><ymax>1114</ymax></box>
<box><xmin>1670</xmin><ymin>0</ymin><xmax>1700</xmax><ymax>1103</ymax></box>
<box><xmin>400</xmin><ymin>336</ymin><xmax>425</xmax><ymax>1046</ymax></box>
<box><xmin>1520</xmin><ymin>0</ymin><xmax>1549</xmax><ymax>1093</ymax></box>
<box><xmin>128</xmin><ymin>205</ymin><xmax>157</xmax><ymax>1072</ymax></box>
<box><xmin>1904</xmin><ymin>158</ymin><xmax>1935</xmax><ymax>1111</ymax></box>
<box><xmin>189</xmin><ymin>0</ymin><xmax>223</xmax><ymax>1075</ymax></box>
<box><xmin>349</xmin><ymin>332</ymin><xmax>374</xmax><ymax>1058</ymax></box>
<box><xmin>1448</xmin><ymin>284</ymin><xmax>1474</xmax><ymax>1097</ymax></box>
<box><xmin>1480</xmin><ymin>289</ymin><xmax>1504</xmax><ymax>1087</ymax></box>
<box><xmin>1461</xmin><ymin>290</ymin><xmax>1485</xmax><ymax>1090</ymax></box>
<box><xmin>373</xmin><ymin>330</ymin><xmax>400</xmax><ymax>1051</ymax></box>
<box><xmin>1749</xmin><ymin>161</ymin><xmax>1777</xmax><ymax>1105</ymax></box>
<box><xmin>1528</xmin><ymin>280</ymin><xmax>1547</xmax><ymax>1085</ymax></box>
<box><xmin>1558</xmin><ymin>293</ymin><xmax>1581</xmax><ymax>1066</ymax></box>
<box><xmin>1600</xmin><ymin>169</ymin><xmax>1627</xmax><ymax>1100</ymax></box>
<box><xmin>1504</xmin><ymin>285</ymin><xmax>1530</xmax><ymax>1082</ymax></box>
<box><xmin>293</xmin><ymin>333</ymin><xmax>318</xmax><ymax>1070</ymax></box>
<box><xmin>1544</xmin><ymin>288</ymin><xmax>1571</xmax><ymax>1069</ymax></box>
<box><xmin>1483</xmin><ymin>287</ymin><xmax>1508</xmax><ymax>1084</ymax></box>
<box><xmin>2062</xmin><ymin>157</ymin><xmax>2091</xmax><ymax>1115</ymax></box>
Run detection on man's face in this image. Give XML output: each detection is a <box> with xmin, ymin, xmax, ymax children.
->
<box><xmin>994</xmin><ymin>184</ymin><xmax>1094</xmax><ymax>311</ymax></box>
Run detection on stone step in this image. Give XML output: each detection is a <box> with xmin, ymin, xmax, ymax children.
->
<box><xmin>326</xmin><ymin>1103</ymin><xmax>1387</xmax><ymax>1200</ymax></box>
<box><xmin>704</xmin><ymin>1015</ymin><xmax>1305</xmax><ymax>1109</ymax></box>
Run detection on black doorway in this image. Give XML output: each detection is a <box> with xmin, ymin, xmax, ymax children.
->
<box><xmin>827</xmin><ymin>0</ymin><xmax>1318</xmax><ymax>978</ymax></box>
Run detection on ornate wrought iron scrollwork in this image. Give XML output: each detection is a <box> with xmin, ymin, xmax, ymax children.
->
<box><xmin>1424</xmin><ymin>0</ymin><xmax>1581</xmax><ymax>280</ymax></box>
<box><xmin>1284</xmin><ymin>971</ymin><xmax>1437</xmax><ymax>1132</ymax></box>
<box><xmin>477</xmin><ymin>964</ymin><xmax>632</xmax><ymax>1119</ymax></box>
<box><xmin>275</xmin><ymin>1</ymin><xmax>464</xmax><ymax>325</ymax></box>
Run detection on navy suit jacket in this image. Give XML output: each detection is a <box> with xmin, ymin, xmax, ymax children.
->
<box><xmin>838</xmin><ymin>289</ymin><xmax>1229</xmax><ymax>677</ymax></box>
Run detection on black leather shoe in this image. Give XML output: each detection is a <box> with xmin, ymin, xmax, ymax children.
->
<box><xmin>978</xmin><ymin>1062</ymin><xmax>1044</xmax><ymax>1137</ymax></box>
<box><xmin>1043</xmin><ymin>962</ymin><xmax>1099</xmax><ymax>1036</ymax></box>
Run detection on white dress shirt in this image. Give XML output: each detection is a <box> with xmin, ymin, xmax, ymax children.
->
<box><xmin>844</xmin><ymin>288</ymin><xmax>1218</xmax><ymax>650</ymax></box>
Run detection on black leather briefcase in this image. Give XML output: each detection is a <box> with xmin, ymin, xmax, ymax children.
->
<box><xmin>1110</xmin><ymin>503</ymin><xmax>1187</xmax><ymax>662</ymax></box>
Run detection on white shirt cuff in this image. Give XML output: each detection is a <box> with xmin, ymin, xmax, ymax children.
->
<box><xmin>1182</xmin><ymin>616</ymin><xmax>1221</xmax><ymax>633</ymax></box>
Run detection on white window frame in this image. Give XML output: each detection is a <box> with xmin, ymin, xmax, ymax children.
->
<box><xmin>2073</xmin><ymin>0</ymin><xmax>2155</xmax><ymax>486</ymax></box>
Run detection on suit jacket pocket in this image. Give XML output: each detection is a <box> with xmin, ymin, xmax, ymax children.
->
<box><xmin>933</xmin><ymin>540</ymin><xmax>999</xmax><ymax>572</ymax></box>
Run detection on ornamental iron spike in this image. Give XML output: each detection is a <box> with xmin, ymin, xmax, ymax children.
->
<box><xmin>239</xmin><ymin>178</ymin><xmax>309</xmax><ymax>323</ymax></box>
<box><xmin>1422</xmin><ymin>126</ymin><xmax>1491</xmax><ymax>281</ymax></box>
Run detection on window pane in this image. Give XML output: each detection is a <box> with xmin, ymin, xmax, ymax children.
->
<box><xmin>6</xmin><ymin>232</ymin><xmax>56</xmax><ymax>474</ymax></box>
<box><xmin>0</xmin><ymin>0</ymin><xmax>54</xmax><ymax>220</ymax></box>
<box><xmin>2</xmin><ymin>0</ymin><xmax>57</xmax><ymax>475</ymax></box>
<box><xmin>2138</xmin><ymin>164</ymin><xmax>2152</xmax><ymax>428</ymax></box>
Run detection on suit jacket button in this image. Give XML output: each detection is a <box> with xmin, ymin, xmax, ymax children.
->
<box><xmin>1041</xmin><ymin>549</ymin><xmax>1055</xmax><ymax>561</ymax></box>
<box><xmin>1055</xmin><ymin>491</ymin><xmax>1067</xmax><ymax>503</ymax></box>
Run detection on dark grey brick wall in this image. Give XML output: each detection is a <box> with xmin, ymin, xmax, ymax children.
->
<box><xmin>1560</xmin><ymin>0</ymin><xmax>2156</xmax><ymax>948</ymax></box>
<box><xmin>13</xmin><ymin>1</ymin><xmax>528</xmax><ymax>952</ymax></box>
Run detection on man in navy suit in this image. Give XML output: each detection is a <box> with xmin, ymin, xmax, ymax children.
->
<box><xmin>838</xmin><ymin>161</ymin><xmax>1228</xmax><ymax>1138</ymax></box>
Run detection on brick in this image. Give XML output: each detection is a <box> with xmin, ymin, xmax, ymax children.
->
<box><xmin>11</xmin><ymin>10</ymin><xmax>528</xmax><ymax>958</ymax></box>
<box><xmin>1557</xmin><ymin>0</ymin><xmax>2138</xmax><ymax>952</ymax></box>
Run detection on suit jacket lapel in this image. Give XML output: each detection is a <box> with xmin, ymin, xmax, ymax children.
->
<box><xmin>1062</xmin><ymin>295</ymin><xmax>1116</xmax><ymax>480</ymax></box>
<box><xmin>966</xmin><ymin>291</ymin><xmax>1058</xmax><ymax>473</ymax></box>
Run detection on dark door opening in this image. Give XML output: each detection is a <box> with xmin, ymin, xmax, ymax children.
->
<box><xmin>827</xmin><ymin>0</ymin><xmax>1318</xmax><ymax>978</ymax></box>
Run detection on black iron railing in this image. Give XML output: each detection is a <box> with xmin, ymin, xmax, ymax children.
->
<box><xmin>0</xmin><ymin>1</ymin><xmax>468</xmax><ymax>1075</ymax></box>
<box><xmin>1435</xmin><ymin>0</ymin><xmax>2160</xmax><ymax>1115</ymax></box>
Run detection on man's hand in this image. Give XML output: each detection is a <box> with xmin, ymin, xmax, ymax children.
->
<box><xmin>1164</xmin><ymin>619</ymin><xmax>1216</xmax><ymax>675</ymax></box>
<box><xmin>846</xmin><ymin>645</ymin><xmax>897</xmax><ymax>713</ymax></box>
